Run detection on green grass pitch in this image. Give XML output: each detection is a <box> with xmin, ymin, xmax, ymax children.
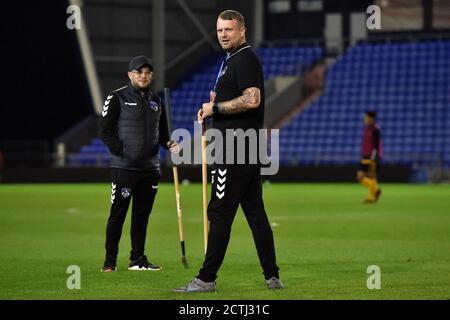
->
<box><xmin>0</xmin><ymin>182</ymin><xmax>449</xmax><ymax>300</ymax></box>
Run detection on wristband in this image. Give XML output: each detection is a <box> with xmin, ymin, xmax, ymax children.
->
<box><xmin>212</xmin><ymin>103</ymin><xmax>219</xmax><ymax>114</ymax></box>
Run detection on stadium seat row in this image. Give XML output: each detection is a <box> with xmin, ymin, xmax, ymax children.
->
<box><xmin>279</xmin><ymin>39</ymin><xmax>450</xmax><ymax>166</ymax></box>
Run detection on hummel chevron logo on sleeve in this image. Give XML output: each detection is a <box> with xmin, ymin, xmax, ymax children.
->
<box><xmin>102</xmin><ymin>95</ymin><xmax>114</xmax><ymax>117</ymax></box>
<box><xmin>111</xmin><ymin>183</ymin><xmax>116</xmax><ymax>203</ymax></box>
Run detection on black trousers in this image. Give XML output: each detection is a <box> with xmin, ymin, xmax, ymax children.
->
<box><xmin>105</xmin><ymin>168</ymin><xmax>159</xmax><ymax>262</ymax></box>
<box><xmin>197</xmin><ymin>164</ymin><xmax>279</xmax><ymax>282</ymax></box>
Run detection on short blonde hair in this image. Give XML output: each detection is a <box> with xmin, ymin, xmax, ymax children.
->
<box><xmin>218</xmin><ymin>10</ymin><xmax>245</xmax><ymax>28</ymax></box>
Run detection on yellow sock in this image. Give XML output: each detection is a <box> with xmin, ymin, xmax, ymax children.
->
<box><xmin>360</xmin><ymin>177</ymin><xmax>372</xmax><ymax>188</ymax></box>
<box><xmin>369</xmin><ymin>179</ymin><xmax>379</xmax><ymax>198</ymax></box>
<box><xmin>361</xmin><ymin>177</ymin><xmax>375</xmax><ymax>200</ymax></box>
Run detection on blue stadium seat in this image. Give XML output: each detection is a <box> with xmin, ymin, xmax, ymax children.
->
<box><xmin>279</xmin><ymin>40</ymin><xmax>450</xmax><ymax>166</ymax></box>
<box><xmin>69</xmin><ymin>40</ymin><xmax>449</xmax><ymax>168</ymax></box>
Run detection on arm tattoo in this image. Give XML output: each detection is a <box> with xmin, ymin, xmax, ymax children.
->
<box><xmin>217</xmin><ymin>87</ymin><xmax>260</xmax><ymax>114</ymax></box>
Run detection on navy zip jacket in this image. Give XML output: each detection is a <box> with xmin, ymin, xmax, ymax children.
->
<box><xmin>99</xmin><ymin>82</ymin><xmax>170</xmax><ymax>171</ymax></box>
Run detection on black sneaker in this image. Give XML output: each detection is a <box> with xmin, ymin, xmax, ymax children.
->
<box><xmin>128</xmin><ymin>255</ymin><xmax>162</xmax><ymax>271</ymax></box>
<box><xmin>101</xmin><ymin>259</ymin><xmax>117</xmax><ymax>272</ymax></box>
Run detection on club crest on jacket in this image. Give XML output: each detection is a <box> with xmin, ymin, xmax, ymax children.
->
<box><xmin>149</xmin><ymin>101</ymin><xmax>159</xmax><ymax>111</ymax></box>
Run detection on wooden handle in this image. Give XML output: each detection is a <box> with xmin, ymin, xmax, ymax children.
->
<box><xmin>173</xmin><ymin>167</ymin><xmax>184</xmax><ymax>242</ymax></box>
<box><xmin>201</xmin><ymin>133</ymin><xmax>209</xmax><ymax>254</ymax></box>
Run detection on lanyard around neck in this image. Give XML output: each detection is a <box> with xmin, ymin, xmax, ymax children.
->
<box><xmin>212</xmin><ymin>45</ymin><xmax>252</xmax><ymax>93</ymax></box>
